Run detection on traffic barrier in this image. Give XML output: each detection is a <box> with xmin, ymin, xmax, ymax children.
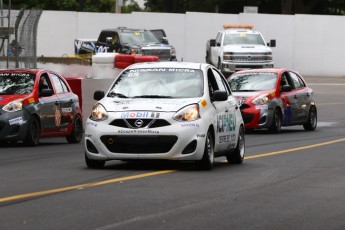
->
<box><xmin>134</xmin><ymin>55</ymin><xmax>159</xmax><ymax>63</ymax></box>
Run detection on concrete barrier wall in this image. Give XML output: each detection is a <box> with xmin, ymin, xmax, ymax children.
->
<box><xmin>37</xmin><ymin>11</ymin><xmax>345</xmax><ymax>78</ymax></box>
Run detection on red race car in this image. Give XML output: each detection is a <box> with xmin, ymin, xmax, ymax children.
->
<box><xmin>0</xmin><ymin>69</ymin><xmax>83</xmax><ymax>145</ymax></box>
<box><xmin>228</xmin><ymin>68</ymin><xmax>317</xmax><ymax>133</ymax></box>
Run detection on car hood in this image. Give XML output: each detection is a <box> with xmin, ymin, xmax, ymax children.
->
<box><xmin>102</xmin><ymin>98</ymin><xmax>201</xmax><ymax>112</ymax></box>
<box><xmin>232</xmin><ymin>90</ymin><xmax>273</xmax><ymax>102</ymax></box>
<box><xmin>223</xmin><ymin>45</ymin><xmax>272</xmax><ymax>53</ymax></box>
<box><xmin>0</xmin><ymin>94</ymin><xmax>28</xmax><ymax>105</ymax></box>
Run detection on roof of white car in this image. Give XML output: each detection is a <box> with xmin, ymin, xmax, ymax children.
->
<box><xmin>128</xmin><ymin>61</ymin><xmax>208</xmax><ymax>70</ymax></box>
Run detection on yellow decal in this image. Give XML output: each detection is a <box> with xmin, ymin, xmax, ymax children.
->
<box><xmin>201</xmin><ymin>99</ymin><xmax>208</xmax><ymax>108</ymax></box>
<box><xmin>240</xmin><ymin>33</ymin><xmax>247</xmax><ymax>37</ymax></box>
<box><xmin>28</xmin><ymin>98</ymin><xmax>35</xmax><ymax>103</ymax></box>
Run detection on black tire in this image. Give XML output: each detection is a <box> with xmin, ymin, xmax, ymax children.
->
<box><xmin>66</xmin><ymin>115</ymin><xmax>83</xmax><ymax>143</ymax></box>
<box><xmin>303</xmin><ymin>106</ymin><xmax>317</xmax><ymax>131</ymax></box>
<box><xmin>268</xmin><ymin>108</ymin><xmax>282</xmax><ymax>133</ymax></box>
<box><xmin>226</xmin><ymin>125</ymin><xmax>245</xmax><ymax>164</ymax></box>
<box><xmin>85</xmin><ymin>152</ymin><xmax>105</xmax><ymax>169</ymax></box>
<box><xmin>196</xmin><ymin>130</ymin><xmax>214</xmax><ymax>170</ymax></box>
<box><xmin>23</xmin><ymin>116</ymin><xmax>40</xmax><ymax>146</ymax></box>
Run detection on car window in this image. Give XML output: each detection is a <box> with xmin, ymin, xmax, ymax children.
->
<box><xmin>211</xmin><ymin>68</ymin><xmax>230</xmax><ymax>95</ymax></box>
<box><xmin>228</xmin><ymin>72</ymin><xmax>277</xmax><ymax>92</ymax></box>
<box><xmin>108</xmin><ymin>68</ymin><xmax>204</xmax><ymax>98</ymax></box>
<box><xmin>289</xmin><ymin>72</ymin><xmax>305</xmax><ymax>89</ymax></box>
<box><xmin>216</xmin><ymin>32</ymin><xmax>222</xmax><ymax>45</ymax></box>
<box><xmin>50</xmin><ymin>74</ymin><xmax>69</xmax><ymax>94</ymax></box>
<box><xmin>39</xmin><ymin>73</ymin><xmax>54</xmax><ymax>94</ymax></box>
<box><xmin>0</xmin><ymin>72</ymin><xmax>35</xmax><ymax>95</ymax></box>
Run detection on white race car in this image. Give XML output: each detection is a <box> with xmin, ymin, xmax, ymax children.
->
<box><xmin>84</xmin><ymin>62</ymin><xmax>245</xmax><ymax>170</ymax></box>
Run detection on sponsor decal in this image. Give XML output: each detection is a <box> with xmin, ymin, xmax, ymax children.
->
<box><xmin>181</xmin><ymin>123</ymin><xmax>199</xmax><ymax>128</ymax></box>
<box><xmin>128</xmin><ymin>68</ymin><xmax>196</xmax><ymax>73</ymax></box>
<box><xmin>97</xmin><ymin>46</ymin><xmax>109</xmax><ymax>53</ymax></box>
<box><xmin>55</xmin><ymin>108</ymin><xmax>61</xmax><ymax>127</ymax></box>
<box><xmin>61</xmin><ymin>107</ymin><xmax>72</xmax><ymax>113</ymax></box>
<box><xmin>118</xmin><ymin>129</ymin><xmax>159</xmax><ymax>134</ymax></box>
<box><xmin>0</xmin><ymin>73</ymin><xmax>30</xmax><ymax>77</ymax></box>
<box><xmin>217</xmin><ymin>113</ymin><xmax>236</xmax><ymax>133</ymax></box>
<box><xmin>85</xmin><ymin>133</ymin><xmax>92</xmax><ymax>138</ymax></box>
<box><xmin>201</xmin><ymin>99</ymin><xmax>207</xmax><ymax>108</ymax></box>
<box><xmin>121</xmin><ymin>111</ymin><xmax>160</xmax><ymax>118</ymax></box>
<box><xmin>197</xmin><ymin>134</ymin><xmax>205</xmax><ymax>138</ymax></box>
<box><xmin>219</xmin><ymin>134</ymin><xmax>236</xmax><ymax>144</ymax></box>
<box><xmin>255</xmin><ymin>105</ymin><xmax>268</xmax><ymax>109</ymax></box>
<box><xmin>86</xmin><ymin>121</ymin><xmax>98</xmax><ymax>127</ymax></box>
<box><xmin>0</xmin><ymin>97</ymin><xmax>3</xmax><ymax>100</ymax></box>
<box><xmin>113</xmin><ymin>100</ymin><xmax>187</xmax><ymax>106</ymax></box>
<box><xmin>9</xmin><ymin>117</ymin><xmax>23</xmax><ymax>125</ymax></box>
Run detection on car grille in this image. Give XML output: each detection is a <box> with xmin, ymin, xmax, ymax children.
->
<box><xmin>109</xmin><ymin>119</ymin><xmax>171</xmax><ymax>129</ymax></box>
<box><xmin>100</xmin><ymin>135</ymin><xmax>178</xmax><ymax>153</ymax></box>
<box><xmin>224</xmin><ymin>52</ymin><xmax>272</xmax><ymax>63</ymax></box>
<box><xmin>142</xmin><ymin>49</ymin><xmax>171</xmax><ymax>61</ymax></box>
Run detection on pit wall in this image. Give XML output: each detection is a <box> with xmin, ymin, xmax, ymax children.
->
<box><xmin>37</xmin><ymin>11</ymin><xmax>345</xmax><ymax>78</ymax></box>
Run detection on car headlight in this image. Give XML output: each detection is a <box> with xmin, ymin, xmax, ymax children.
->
<box><xmin>90</xmin><ymin>103</ymin><xmax>108</xmax><ymax>121</ymax></box>
<box><xmin>2</xmin><ymin>99</ymin><xmax>23</xmax><ymax>112</ymax></box>
<box><xmin>252</xmin><ymin>94</ymin><xmax>270</xmax><ymax>105</ymax></box>
<box><xmin>173</xmin><ymin>104</ymin><xmax>200</xmax><ymax>121</ymax></box>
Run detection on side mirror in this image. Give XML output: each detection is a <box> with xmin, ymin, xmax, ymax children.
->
<box><xmin>268</xmin><ymin>39</ymin><xmax>276</xmax><ymax>47</ymax></box>
<box><xmin>209</xmin><ymin>39</ymin><xmax>216</xmax><ymax>47</ymax></box>
<box><xmin>40</xmin><ymin>89</ymin><xmax>53</xmax><ymax>97</ymax></box>
<box><xmin>212</xmin><ymin>90</ymin><xmax>228</xmax><ymax>101</ymax></box>
<box><xmin>281</xmin><ymin>85</ymin><xmax>292</xmax><ymax>92</ymax></box>
<box><xmin>161</xmin><ymin>37</ymin><xmax>169</xmax><ymax>44</ymax></box>
<box><xmin>94</xmin><ymin>90</ymin><xmax>105</xmax><ymax>100</ymax></box>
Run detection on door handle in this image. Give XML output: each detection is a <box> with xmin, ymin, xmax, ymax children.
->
<box><xmin>69</xmin><ymin>99</ymin><xmax>74</xmax><ymax>104</ymax></box>
<box><xmin>294</xmin><ymin>95</ymin><xmax>298</xmax><ymax>99</ymax></box>
<box><xmin>225</xmin><ymin>109</ymin><xmax>229</xmax><ymax>113</ymax></box>
<box><xmin>306</xmin><ymin>93</ymin><xmax>310</xmax><ymax>97</ymax></box>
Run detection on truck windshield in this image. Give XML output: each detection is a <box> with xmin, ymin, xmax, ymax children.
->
<box><xmin>120</xmin><ymin>31</ymin><xmax>160</xmax><ymax>44</ymax></box>
<box><xmin>223</xmin><ymin>34</ymin><xmax>266</xmax><ymax>46</ymax></box>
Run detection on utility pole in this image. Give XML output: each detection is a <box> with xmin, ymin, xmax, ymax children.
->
<box><xmin>115</xmin><ymin>0</ymin><xmax>123</xmax><ymax>13</ymax></box>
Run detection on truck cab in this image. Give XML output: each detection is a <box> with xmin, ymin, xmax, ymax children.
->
<box><xmin>206</xmin><ymin>24</ymin><xmax>275</xmax><ymax>74</ymax></box>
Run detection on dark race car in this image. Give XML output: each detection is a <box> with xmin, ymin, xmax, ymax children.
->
<box><xmin>0</xmin><ymin>69</ymin><xmax>83</xmax><ymax>146</ymax></box>
<box><xmin>228</xmin><ymin>68</ymin><xmax>317</xmax><ymax>133</ymax></box>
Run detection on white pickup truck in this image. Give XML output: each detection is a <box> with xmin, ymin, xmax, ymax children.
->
<box><xmin>206</xmin><ymin>24</ymin><xmax>276</xmax><ymax>74</ymax></box>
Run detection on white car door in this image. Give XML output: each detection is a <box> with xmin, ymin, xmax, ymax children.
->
<box><xmin>208</xmin><ymin>67</ymin><xmax>237</xmax><ymax>152</ymax></box>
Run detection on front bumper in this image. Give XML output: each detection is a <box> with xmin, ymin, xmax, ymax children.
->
<box><xmin>84</xmin><ymin>115</ymin><xmax>209</xmax><ymax>161</ymax></box>
<box><xmin>241</xmin><ymin>104</ymin><xmax>275</xmax><ymax>129</ymax></box>
<box><xmin>221</xmin><ymin>61</ymin><xmax>274</xmax><ymax>73</ymax></box>
<box><xmin>0</xmin><ymin>109</ymin><xmax>30</xmax><ymax>142</ymax></box>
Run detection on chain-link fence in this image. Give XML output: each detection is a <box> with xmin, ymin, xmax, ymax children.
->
<box><xmin>0</xmin><ymin>6</ymin><xmax>42</xmax><ymax>69</ymax></box>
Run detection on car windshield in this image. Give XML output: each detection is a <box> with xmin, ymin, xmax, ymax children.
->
<box><xmin>223</xmin><ymin>33</ymin><xmax>266</xmax><ymax>46</ymax></box>
<box><xmin>108</xmin><ymin>68</ymin><xmax>204</xmax><ymax>99</ymax></box>
<box><xmin>0</xmin><ymin>72</ymin><xmax>35</xmax><ymax>95</ymax></box>
<box><xmin>120</xmin><ymin>31</ymin><xmax>160</xmax><ymax>44</ymax></box>
<box><xmin>228</xmin><ymin>72</ymin><xmax>277</xmax><ymax>92</ymax></box>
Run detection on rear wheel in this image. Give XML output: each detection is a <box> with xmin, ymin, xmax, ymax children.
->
<box><xmin>66</xmin><ymin>115</ymin><xmax>83</xmax><ymax>143</ymax></box>
<box><xmin>23</xmin><ymin>116</ymin><xmax>40</xmax><ymax>146</ymax></box>
<box><xmin>226</xmin><ymin>125</ymin><xmax>245</xmax><ymax>164</ymax></box>
<box><xmin>195</xmin><ymin>130</ymin><xmax>214</xmax><ymax>170</ymax></box>
<box><xmin>268</xmin><ymin>108</ymin><xmax>282</xmax><ymax>133</ymax></box>
<box><xmin>85</xmin><ymin>152</ymin><xmax>105</xmax><ymax>169</ymax></box>
<box><xmin>303</xmin><ymin>106</ymin><xmax>317</xmax><ymax>131</ymax></box>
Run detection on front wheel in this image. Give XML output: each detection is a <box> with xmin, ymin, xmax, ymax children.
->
<box><xmin>268</xmin><ymin>108</ymin><xmax>282</xmax><ymax>133</ymax></box>
<box><xmin>66</xmin><ymin>115</ymin><xmax>83</xmax><ymax>143</ymax></box>
<box><xmin>303</xmin><ymin>106</ymin><xmax>317</xmax><ymax>131</ymax></box>
<box><xmin>195</xmin><ymin>130</ymin><xmax>214</xmax><ymax>170</ymax></box>
<box><xmin>85</xmin><ymin>152</ymin><xmax>105</xmax><ymax>169</ymax></box>
<box><xmin>23</xmin><ymin>116</ymin><xmax>40</xmax><ymax>146</ymax></box>
<box><xmin>226</xmin><ymin>125</ymin><xmax>245</xmax><ymax>164</ymax></box>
